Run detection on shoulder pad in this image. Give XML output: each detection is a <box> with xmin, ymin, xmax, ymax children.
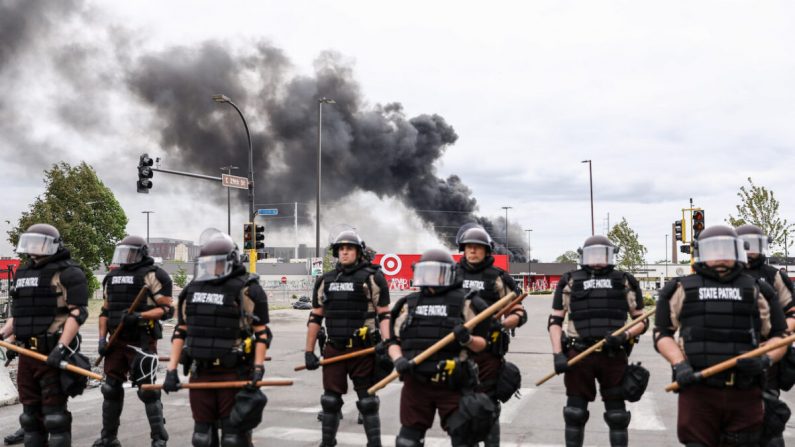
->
<box><xmin>245</xmin><ymin>273</ymin><xmax>260</xmax><ymax>285</ymax></box>
<box><xmin>658</xmin><ymin>278</ymin><xmax>680</xmax><ymax>300</ymax></box>
<box><xmin>624</xmin><ymin>272</ymin><xmax>640</xmax><ymax>288</ymax></box>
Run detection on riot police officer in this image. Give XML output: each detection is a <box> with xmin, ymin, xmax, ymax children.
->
<box><xmin>163</xmin><ymin>233</ymin><xmax>271</xmax><ymax>447</ymax></box>
<box><xmin>547</xmin><ymin>235</ymin><xmax>646</xmax><ymax>447</ymax></box>
<box><xmin>454</xmin><ymin>225</ymin><xmax>525</xmax><ymax>446</ymax></box>
<box><xmin>389</xmin><ymin>248</ymin><xmax>494</xmax><ymax>447</ymax></box>
<box><xmin>93</xmin><ymin>235</ymin><xmax>174</xmax><ymax>447</ymax></box>
<box><xmin>655</xmin><ymin>225</ymin><xmax>788</xmax><ymax>446</ymax></box>
<box><xmin>304</xmin><ymin>230</ymin><xmax>391</xmax><ymax>447</ymax></box>
<box><xmin>0</xmin><ymin>224</ymin><xmax>89</xmax><ymax>446</ymax></box>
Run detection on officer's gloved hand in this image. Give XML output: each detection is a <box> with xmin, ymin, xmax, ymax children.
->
<box><xmin>394</xmin><ymin>356</ymin><xmax>413</xmax><ymax>375</ymax></box>
<box><xmin>46</xmin><ymin>343</ymin><xmax>67</xmax><ymax>369</ymax></box>
<box><xmin>162</xmin><ymin>369</ymin><xmax>180</xmax><ymax>393</ymax></box>
<box><xmin>553</xmin><ymin>352</ymin><xmax>570</xmax><ymax>374</ymax></box>
<box><xmin>5</xmin><ymin>349</ymin><xmax>17</xmax><ymax>363</ymax></box>
<box><xmin>97</xmin><ymin>337</ymin><xmax>108</xmax><ymax>356</ymax></box>
<box><xmin>452</xmin><ymin>325</ymin><xmax>472</xmax><ymax>346</ymax></box>
<box><xmin>672</xmin><ymin>360</ymin><xmax>699</xmax><ymax>388</ymax></box>
<box><xmin>604</xmin><ymin>330</ymin><xmax>628</xmax><ymax>349</ymax></box>
<box><xmin>305</xmin><ymin>351</ymin><xmax>321</xmax><ymax>370</ymax></box>
<box><xmin>249</xmin><ymin>364</ymin><xmax>265</xmax><ymax>389</ymax></box>
<box><xmin>122</xmin><ymin>311</ymin><xmax>141</xmax><ymax>327</ymax></box>
<box><xmin>735</xmin><ymin>355</ymin><xmax>772</xmax><ymax>376</ymax></box>
<box><xmin>374</xmin><ymin>340</ymin><xmax>389</xmax><ymax>356</ymax></box>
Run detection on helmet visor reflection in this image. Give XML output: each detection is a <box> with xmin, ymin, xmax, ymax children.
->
<box><xmin>696</xmin><ymin>236</ymin><xmax>748</xmax><ymax>263</ymax></box>
<box><xmin>739</xmin><ymin>234</ymin><xmax>769</xmax><ymax>256</ymax></box>
<box><xmin>111</xmin><ymin>245</ymin><xmax>144</xmax><ymax>265</ymax></box>
<box><xmin>412</xmin><ymin>261</ymin><xmax>455</xmax><ymax>287</ymax></box>
<box><xmin>194</xmin><ymin>255</ymin><xmax>233</xmax><ymax>282</ymax></box>
<box><xmin>580</xmin><ymin>245</ymin><xmax>616</xmax><ymax>266</ymax></box>
<box><xmin>16</xmin><ymin>233</ymin><xmax>58</xmax><ymax>256</ymax></box>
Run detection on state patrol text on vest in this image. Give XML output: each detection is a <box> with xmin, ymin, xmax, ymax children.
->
<box><xmin>698</xmin><ymin>287</ymin><xmax>742</xmax><ymax>301</ymax></box>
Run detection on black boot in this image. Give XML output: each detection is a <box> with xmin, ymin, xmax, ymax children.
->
<box><xmin>3</xmin><ymin>427</ymin><xmax>25</xmax><ymax>445</ymax></box>
<box><xmin>356</xmin><ymin>396</ymin><xmax>381</xmax><ymax>447</ymax></box>
<box><xmin>319</xmin><ymin>393</ymin><xmax>343</xmax><ymax>447</ymax></box>
<box><xmin>139</xmin><ymin>389</ymin><xmax>169</xmax><ymax>447</ymax></box>
<box><xmin>93</xmin><ymin>379</ymin><xmax>124</xmax><ymax>447</ymax></box>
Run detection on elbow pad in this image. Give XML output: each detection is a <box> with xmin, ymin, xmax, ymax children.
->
<box><xmin>307</xmin><ymin>313</ymin><xmax>324</xmax><ymax>326</ymax></box>
<box><xmin>172</xmin><ymin>327</ymin><xmax>187</xmax><ymax>341</ymax></box>
<box><xmin>547</xmin><ymin>315</ymin><xmax>564</xmax><ymax>331</ymax></box>
<box><xmin>254</xmin><ymin>327</ymin><xmax>272</xmax><ymax>348</ymax></box>
<box><xmin>68</xmin><ymin>306</ymin><xmax>88</xmax><ymax>325</ymax></box>
<box><xmin>511</xmin><ymin>309</ymin><xmax>528</xmax><ymax>327</ymax></box>
<box><xmin>639</xmin><ymin>318</ymin><xmax>650</xmax><ymax>335</ymax></box>
<box><xmin>652</xmin><ymin>328</ymin><xmax>674</xmax><ymax>353</ymax></box>
<box><xmin>159</xmin><ymin>304</ymin><xmax>175</xmax><ymax>320</ymax></box>
<box><xmin>376</xmin><ymin>312</ymin><xmax>391</xmax><ymax>323</ymax></box>
<box><xmin>99</xmin><ymin>307</ymin><xmax>109</xmax><ymax>318</ymax></box>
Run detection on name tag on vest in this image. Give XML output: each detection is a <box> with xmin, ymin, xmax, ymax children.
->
<box><xmin>111</xmin><ymin>276</ymin><xmax>135</xmax><ymax>285</ymax></box>
<box><xmin>16</xmin><ymin>277</ymin><xmax>39</xmax><ymax>288</ymax></box>
<box><xmin>462</xmin><ymin>279</ymin><xmax>485</xmax><ymax>291</ymax></box>
<box><xmin>191</xmin><ymin>292</ymin><xmax>225</xmax><ymax>305</ymax></box>
<box><xmin>583</xmin><ymin>279</ymin><xmax>612</xmax><ymax>290</ymax></box>
<box><xmin>329</xmin><ymin>282</ymin><xmax>354</xmax><ymax>292</ymax></box>
<box><xmin>414</xmin><ymin>305</ymin><xmax>448</xmax><ymax>317</ymax></box>
<box><xmin>699</xmin><ymin>287</ymin><xmax>742</xmax><ymax>301</ymax></box>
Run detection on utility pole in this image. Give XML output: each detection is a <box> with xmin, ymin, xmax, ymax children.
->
<box><xmin>294</xmin><ymin>201</ymin><xmax>299</xmax><ymax>259</ymax></box>
<box><xmin>582</xmin><ymin>160</ymin><xmax>594</xmax><ymax>235</ymax></box>
<box><xmin>221</xmin><ymin>165</ymin><xmax>238</xmax><ymax>235</ymax></box>
<box><xmin>671</xmin><ymin>222</ymin><xmax>678</xmax><ymax>264</ymax></box>
<box><xmin>141</xmin><ymin>211</ymin><xmax>154</xmax><ymax>243</ymax></box>
<box><xmin>501</xmin><ymin>206</ymin><xmax>513</xmax><ymax>257</ymax></box>
<box><xmin>525</xmin><ymin>229</ymin><xmax>533</xmax><ymax>291</ymax></box>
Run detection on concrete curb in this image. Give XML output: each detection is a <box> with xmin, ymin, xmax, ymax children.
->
<box><xmin>0</xmin><ymin>356</ymin><xmax>18</xmax><ymax>407</ymax></box>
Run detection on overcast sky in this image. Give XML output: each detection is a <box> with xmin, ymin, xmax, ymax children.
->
<box><xmin>1</xmin><ymin>0</ymin><xmax>794</xmax><ymax>263</ymax></box>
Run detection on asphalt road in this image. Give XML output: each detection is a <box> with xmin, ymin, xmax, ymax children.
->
<box><xmin>2</xmin><ymin>295</ymin><xmax>795</xmax><ymax>446</ymax></box>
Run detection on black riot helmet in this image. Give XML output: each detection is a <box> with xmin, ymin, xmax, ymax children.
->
<box><xmin>577</xmin><ymin>235</ymin><xmax>618</xmax><ymax>267</ymax></box>
<box><xmin>331</xmin><ymin>230</ymin><xmax>365</xmax><ymax>258</ymax></box>
<box><xmin>693</xmin><ymin>225</ymin><xmax>747</xmax><ymax>264</ymax></box>
<box><xmin>194</xmin><ymin>234</ymin><xmax>240</xmax><ymax>282</ymax></box>
<box><xmin>735</xmin><ymin>224</ymin><xmax>770</xmax><ymax>258</ymax></box>
<box><xmin>16</xmin><ymin>223</ymin><xmax>63</xmax><ymax>256</ymax></box>
<box><xmin>456</xmin><ymin>225</ymin><xmax>494</xmax><ymax>254</ymax></box>
<box><xmin>111</xmin><ymin>235</ymin><xmax>149</xmax><ymax>266</ymax></box>
<box><xmin>412</xmin><ymin>248</ymin><xmax>456</xmax><ymax>287</ymax></box>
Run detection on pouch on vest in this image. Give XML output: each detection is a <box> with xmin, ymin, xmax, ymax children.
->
<box><xmin>445</xmin><ymin>391</ymin><xmax>497</xmax><ymax>443</ymax></box>
<box><xmin>60</xmin><ymin>350</ymin><xmax>90</xmax><ymax>397</ymax></box>
<box><xmin>488</xmin><ymin>327</ymin><xmax>510</xmax><ymax>356</ymax></box>
<box><xmin>229</xmin><ymin>387</ymin><xmax>267</xmax><ymax>431</ymax></box>
<box><xmin>495</xmin><ymin>361</ymin><xmax>522</xmax><ymax>403</ymax></box>
<box><xmin>763</xmin><ymin>392</ymin><xmax>791</xmax><ymax>437</ymax></box>
<box><xmin>434</xmin><ymin>358</ymin><xmax>477</xmax><ymax>389</ymax></box>
<box><xmin>778</xmin><ymin>345</ymin><xmax>795</xmax><ymax>391</ymax></box>
<box><xmin>621</xmin><ymin>362</ymin><xmax>650</xmax><ymax>402</ymax></box>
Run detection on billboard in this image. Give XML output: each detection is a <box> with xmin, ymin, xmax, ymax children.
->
<box><xmin>372</xmin><ymin>253</ymin><xmax>509</xmax><ymax>291</ymax></box>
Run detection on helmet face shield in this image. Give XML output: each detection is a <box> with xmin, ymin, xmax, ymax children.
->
<box><xmin>194</xmin><ymin>254</ymin><xmax>233</xmax><ymax>282</ymax></box>
<box><xmin>111</xmin><ymin>245</ymin><xmax>145</xmax><ymax>265</ymax></box>
<box><xmin>696</xmin><ymin>236</ymin><xmax>748</xmax><ymax>263</ymax></box>
<box><xmin>580</xmin><ymin>245</ymin><xmax>616</xmax><ymax>266</ymax></box>
<box><xmin>738</xmin><ymin>234</ymin><xmax>769</xmax><ymax>256</ymax></box>
<box><xmin>16</xmin><ymin>233</ymin><xmax>59</xmax><ymax>256</ymax></box>
<box><xmin>412</xmin><ymin>261</ymin><xmax>455</xmax><ymax>287</ymax></box>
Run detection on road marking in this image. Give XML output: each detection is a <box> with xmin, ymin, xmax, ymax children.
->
<box><xmin>627</xmin><ymin>392</ymin><xmax>666</xmax><ymax>431</ymax></box>
<box><xmin>500</xmin><ymin>387</ymin><xmax>535</xmax><ymax>423</ymax></box>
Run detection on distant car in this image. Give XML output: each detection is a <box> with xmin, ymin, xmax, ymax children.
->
<box><xmin>292</xmin><ymin>301</ymin><xmax>312</xmax><ymax>310</ymax></box>
<box><xmin>298</xmin><ymin>295</ymin><xmax>311</xmax><ymax>303</ymax></box>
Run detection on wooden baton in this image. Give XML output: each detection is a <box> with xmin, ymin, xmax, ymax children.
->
<box><xmin>665</xmin><ymin>333</ymin><xmax>795</xmax><ymax>392</ymax></box>
<box><xmin>294</xmin><ymin>347</ymin><xmax>375</xmax><ymax>372</ymax></box>
<box><xmin>535</xmin><ymin>308</ymin><xmax>656</xmax><ymax>386</ymax></box>
<box><xmin>141</xmin><ymin>378</ymin><xmax>293</xmax><ymax>391</ymax></box>
<box><xmin>95</xmin><ymin>286</ymin><xmax>149</xmax><ymax>367</ymax></box>
<box><xmin>159</xmin><ymin>356</ymin><xmax>271</xmax><ymax>362</ymax></box>
<box><xmin>0</xmin><ymin>339</ymin><xmax>103</xmax><ymax>381</ymax></box>
<box><xmin>367</xmin><ymin>291</ymin><xmax>517</xmax><ymax>395</ymax></box>
<box><xmin>493</xmin><ymin>292</ymin><xmax>528</xmax><ymax>319</ymax></box>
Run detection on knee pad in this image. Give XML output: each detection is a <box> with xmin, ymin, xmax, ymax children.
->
<box><xmin>604</xmin><ymin>410</ymin><xmax>631</xmax><ymax>429</ymax></box>
<box><xmin>721</xmin><ymin>430</ymin><xmax>761</xmax><ymax>446</ymax></box>
<box><xmin>137</xmin><ymin>387</ymin><xmax>161</xmax><ymax>403</ymax></box>
<box><xmin>192</xmin><ymin>422</ymin><xmax>214</xmax><ymax>447</ymax></box>
<box><xmin>563</xmin><ymin>406</ymin><xmax>590</xmax><ymax>427</ymax></box>
<box><xmin>101</xmin><ymin>378</ymin><xmax>124</xmax><ymax>400</ymax></box>
<box><xmin>395</xmin><ymin>426</ymin><xmax>425</xmax><ymax>447</ymax></box>
<box><xmin>42</xmin><ymin>406</ymin><xmax>71</xmax><ymax>434</ymax></box>
<box><xmin>321</xmin><ymin>392</ymin><xmax>343</xmax><ymax>413</ymax></box>
<box><xmin>20</xmin><ymin>405</ymin><xmax>42</xmax><ymax>431</ymax></box>
<box><xmin>356</xmin><ymin>396</ymin><xmax>380</xmax><ymax>415</ymax></box>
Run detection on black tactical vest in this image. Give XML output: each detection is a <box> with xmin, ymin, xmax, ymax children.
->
<box><xmin>12</xmin><ymin>260</ymin><xmax>74</xmax><ymax>339</ymax></box>
<box><xmin>184</xmin><ymin>275</ymin><xmax>249</xmax><ymax>360</ymax></box>
<box><xmin>400</xmin><ymin>288</ymin><xmax>467</xmax><ymax>377</ymax></box>
<box><xmin>568</xmin><ymin>269</ymin><xmax>629</xmax><ymax>339</ymax></box>
<box><xmin>457</xmin><ymin>263</ymin><xmax>501</xmax><ymax>304</ymax></box>
<box><xmin>746</xmin><ymin>264</ymin><xmax>785</xmax><ymax>290</ymax></box>
<box><xmin>322</xmin><ymin>266</ymin><xmax>374</xmax><ymax>342</ymax></box>
<box><xmin>679</xmin><ymin>274</ymin><xmax>760</xmax><ymax>372</ymax></box>
<box><xmin>104</xmin><ymin>264</ymin><xmax>157</xmax><ymax>330</ymax></box>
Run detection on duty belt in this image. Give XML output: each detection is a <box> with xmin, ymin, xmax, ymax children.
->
<box><xmin>21</xmin><ymin>333</ymin><xmax>60</xmax><ymax>352</ymax></box>
<box><xmin>193</xmin><ymin>352</ymin><xmax>248</xmax><ymax>370</ymax></box>
<box><xmin>327</xmin><ymin>328</ymin><xmax>378</xmax><ymax>350</ymax></box>
<box><xmin>567</xmin><ymin>337</ymin><xmax>623</xmax><ymax>354</ymax></box>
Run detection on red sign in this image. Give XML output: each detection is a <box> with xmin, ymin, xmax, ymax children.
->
<box><xmin>372</xmin><ymin>253</ymin><xmax>509</xmax><ymax>291</ymax></box>
<box><xmin>280</xmin><ymin>276</ymin><xmax>287</xmax><ymax>284</ymax></box>
<box><xmin>0</xmin><ymin>259</ymin><xmax>20</xmax><ymax>279</ymax></box>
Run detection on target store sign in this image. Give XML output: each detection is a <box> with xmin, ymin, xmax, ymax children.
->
<box><xmin>373</xmin><ymin>253</ymin><xmax>509</xmax><ymax>291</ymax></box>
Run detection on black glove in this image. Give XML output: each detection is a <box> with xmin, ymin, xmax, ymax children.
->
<box><xmin>553</xmin><ymin>352</ymin><xmax>570</xmax><ymax>374</ymax></box>
<box><xmin>98</xmin><ymin>337</ymin><xmax>108</xmax><ymax>356</ymax></box>
<box><xmin>249</xmin><ymin>364</ymin><xmax>265</xmax><ymax>389</ymax></box>
<box><xmin>46</xmin><ymin>343</ymin><xmax>66</xmax><ymax>369</ymax></box>
<box><xmin>5</xmin><ymin>349</ymin><xmax>17</xmax><ymax>363</ymax></box>
<box><xmin>163</xmin><ymin>369</ymin><xmax>180</xmax><ymax>393</ymax></box>
<box><xmin>394</xmin><ymin>356</ymin><xmax>413</xmax><ymax>375</ymax></box>
<box><xmin>672</xmin><ymin>361</ymin><xmax>699</xmax><ymax>388</ymax></box>
<box><xmin>489</xmin><ymin>319</ymin><xmax>504</xmax><ymax>333</ymax></box>
<box><xmin>735</xmin><ymin>355</ymin><xmax>772</xmax><ymax>376</ymax></box>
<box><xmin>374</xmin><ymin>340</ymin><xmax>389</xmax><ymax>357</ymax></box>
<box><xmin>453</xmin><ymin>325</ymin><xmax>472</xmax><ymax>346</ymax></box>
<box><xmin>604</xmin><ymin>330</ymin><xmax>628</xmax><ymax>349</ymax></box>
<box><xmin>123</xmin><ymin>311</ymin><xmax>141</xmax><ymax>327</ymax></box>
<box><xmin>305</xmin><ymin>351</ymin><xmax>321</xmax><ymax>371</ymax></box>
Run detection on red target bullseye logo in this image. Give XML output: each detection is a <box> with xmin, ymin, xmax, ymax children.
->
<box><xmin>380</xmin><ymin>254</ymin><xmax>402</xmax><ymax>276</ymax></box>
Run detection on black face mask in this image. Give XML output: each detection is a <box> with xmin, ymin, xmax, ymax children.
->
<box><xmin>694</xmin><ymin>262</ymin><xmax>744</xmax><ymax>283</ymax></box>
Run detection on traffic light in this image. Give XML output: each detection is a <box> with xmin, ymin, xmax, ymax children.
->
<box><xmin>680</xmin><ymin>244</ymin><xmax>691</xmax><ymax>254</ymax></box>
<box><xmin>243</xmin><ymin>223</ymin><xmax>254</xmax><ymax>249</ymax></box>
<box><xmin>254</xmin><ymin>225</ymin><xmax>265</xmax><ymax>259</ymax></box>
<box><xmin>692</xmin><ymin>210</ymin><xmax>705</xmax><ymax>240</ymax></box>
<box><xmin>137</xmin><ymin>153</ymin><xmax>154</xmax><ymax>193</ymax></box>
<box><xmin>674</xmin><ymin>220</ymin><xmax>683</xmax><ymax>241</ymax></box>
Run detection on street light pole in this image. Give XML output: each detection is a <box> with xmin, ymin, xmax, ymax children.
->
<box><xmin>141</xmin><ymin>211</ymin><xmax>154</xmax><ymax>244</ymax></box>
<box><xmin>316</xmin><ymin>97</ymin><xmax>335</xmax><ymax>257</ymax></box>
<box><xmin>221</xmin><ymin>165</ymin><xmax>239</xmax><ymax>235</ymax></box>
<box><xmin>581</xmin><ymin>159</ymin><xmax>594</xmax><ymax>235</ymax></box>
<box><xmin>501</xmin><ymin>206</ymin><xmax>513</xmax><ymax>257</ymax></box>
<box><xmin>525</xmin><ymin>229</ymin><xmax>533</xmax><ymax>291</ymax></box>
<box><xmin>665</xmin><ymin>234</ymin><xmax>669</xmax><ymax>279</ymax></box>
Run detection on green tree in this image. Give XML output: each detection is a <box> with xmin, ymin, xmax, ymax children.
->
<box><xmin>727</xmin><ymin>177</ymin><xmax>793</xmax><ymax>248</ymax></box>
<box><xmin>608</xmin><ymin>217</ymin><xmax>647</xmax><ymax>273</ymax></box>
<box><xmin>6</xmin><ymin>162</ymin><xmax>128</xmax><ymax>296</ymax></box>
<box><xmin>173</xmin><ymin>265</ymin><xmax>188</xmax><ymax>288</ymax></box>
<box><xmin>555</xmin><ymin>250</ymin><xmax>579</xmax><ymax>264</ymax></box>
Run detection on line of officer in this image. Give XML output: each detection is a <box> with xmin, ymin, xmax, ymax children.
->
<box><xmin>655</xmin><ymin>225</ymin><xmax>788</xmax><ymax>446</ymax></box>
<box><xmin>454</xmin><ymin>225</ymin><xmax>526</xmax><ymax>446</ymax></box>
<box><xmin>304</xmin><ymin>230</ymin><xmax>391</xmax><ymax>447</ymax></box>
<box><xmin>388</xmin><ymin>248</ymin><xmax>495</xmax><ymax>447</ymax></box>
<box><xmin>163</xmin><ymin>232</ymin><xmax>271</xmax><ymax>447</ymax></box>
<box><xmin>547</xmin><ymin>235</ymin><xmax>647</xmax><ymax>447</ymax></box>
<box><xmin>0</xmin><ymin>224</ymin><xmax>89</xmax><ymax>447</ymax></box>
<box><xmin>93</xmin><ymin>235</ymin><xmax>174</xmax><ymax>447</ymax></box>
<box><xmin>735</xmin><ymin>224</ymin><xmax>795</xmax><ymax>447</ymax></box>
